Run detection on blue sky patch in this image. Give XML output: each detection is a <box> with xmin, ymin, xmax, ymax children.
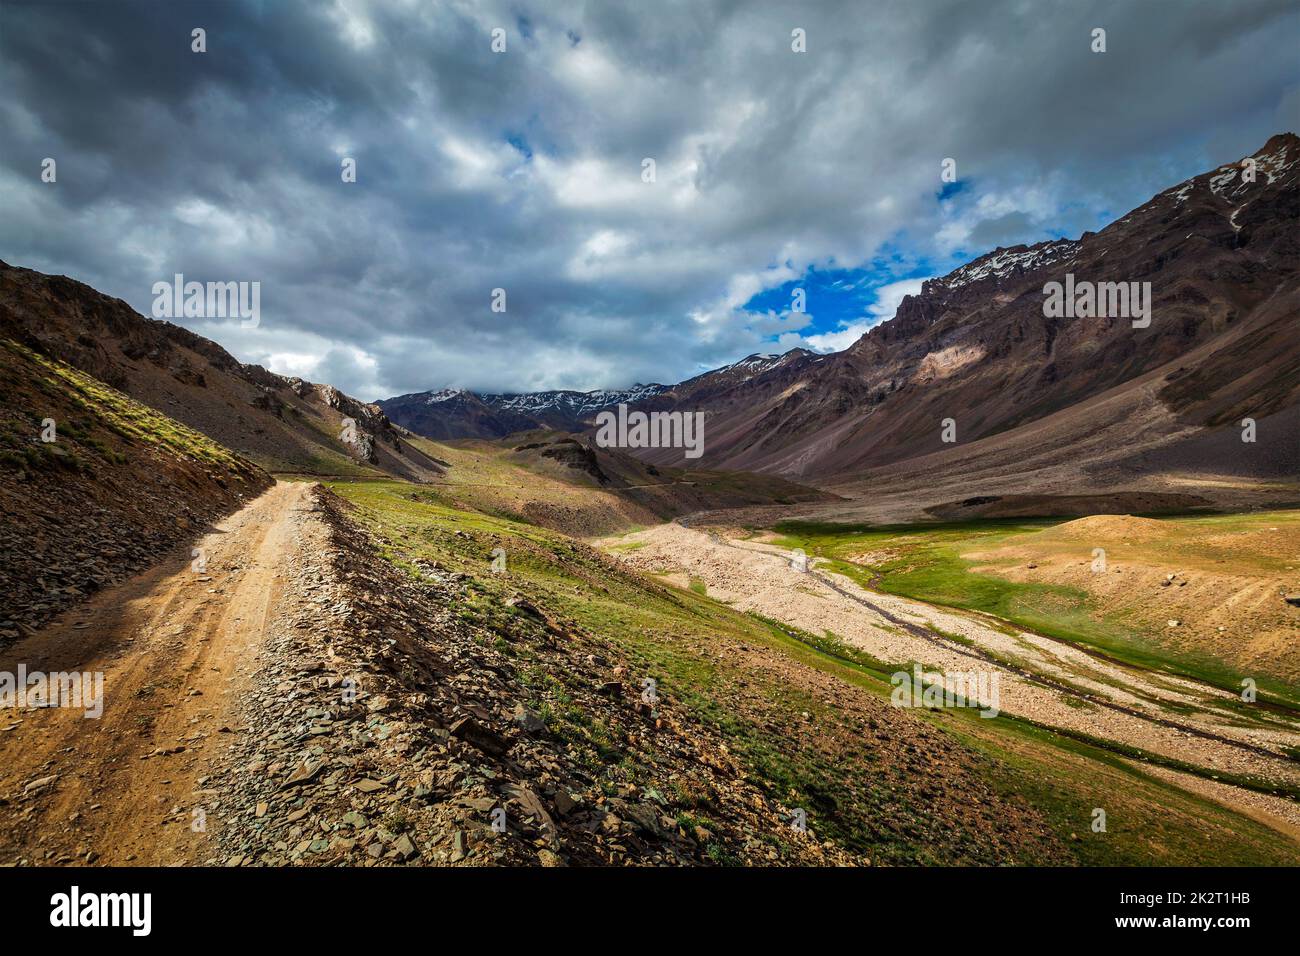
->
<box><xmin>742</xmin><ymin>252</ymin><xmax>938</xmax><ymax>342</ymax></box>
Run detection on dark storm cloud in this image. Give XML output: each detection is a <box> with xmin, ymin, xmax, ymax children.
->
<box><xmin>1</xmin><ymin>0</ymin><xmax>1297</xmax><ymax>399</ymax></box>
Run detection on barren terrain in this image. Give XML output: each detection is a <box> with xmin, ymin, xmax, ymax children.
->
<box><xmin>1</xmin><ymin>481</ymin><xmax>869</xmax><ymax>866</ymax></box>
<box><xmin>964</xmin><ymin>512</ymin><xmax>1300</xmax><ymax>684</ymax></box>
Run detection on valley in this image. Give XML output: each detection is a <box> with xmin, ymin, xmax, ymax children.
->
<box><xmin>4</xmin><ymin>463</ymin><xmax>1296</xmax><ymax>866</ymax></box>
<box><xmin>1</xmin><ymin>133</ymin><xmax>1297</xmax><ymax>868</ymax></box>
<box><xmin>604</xmin><ymin>516</ymin><xmax>1300</xmax><ymax>841</ymax></box>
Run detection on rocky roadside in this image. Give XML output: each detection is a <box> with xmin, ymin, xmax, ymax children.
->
<box><xmin>0</xmin><ymin>339</ymin><xmax>271</xmax><ymax>647</ymax></box>
<box><xmin>203</xmin><ymin>484</ymin><xmax>855</xmax><ymax>866</ymax></box>
<box><xmin>0</xmin><ymin>474</ymin><xmax>264</xmax><ymax>649</ymax></box>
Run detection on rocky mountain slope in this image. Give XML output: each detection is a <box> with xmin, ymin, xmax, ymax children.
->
<box><xmin>628</xmin><ymin>133</ymin><xmax>1300</xmax><ymax>490</ymax></box>
<box><xmin>0</xmin><ymin>260</ymin><xmax>445</xmax><ymax>481</ymax></box>
<box><xmin>381</xmin><ymin>135</ymin><xmax>1299</xmax><ymax>509</ymax></box>
<box><xmin>0</xmin><ymin>337</ymin><xmax>270</xmax><ymax>642</ymax></box>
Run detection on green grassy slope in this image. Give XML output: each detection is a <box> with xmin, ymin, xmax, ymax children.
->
<box><xmin>326</xmin><ymin>479</ymin><xmax>1300</xmax><ymax>865</ymax></box>
<box><xmin>1</xmin><ymin>338</ymin><xmax>257</xmax><ymax>474</ymax></box>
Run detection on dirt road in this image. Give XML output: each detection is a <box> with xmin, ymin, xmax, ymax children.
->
<box><xmin>0</xmin><ymin>481</ymin><xmax>309</xmax><ymax>865</ymax></box>
<box><xmin>604</xmin><ymin>521</ymin><xmax>1300</xmax><ymax>838</ymax></box>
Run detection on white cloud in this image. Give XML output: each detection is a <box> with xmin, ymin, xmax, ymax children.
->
<box><xmin>796</xmin><ymin>323</ymin><xmax>871</xmax><ymax>353</ymax></box>
<box><xmin>867</xmin><ymin>277</ymin><xmax>928</xmax><ymax>321</ymax></box>
<box><xmin>327</xmin><ymin>0</ymin><xmax>377</xmax><ymax>49</ymax></box>
<box><xmin>1</xmin><ymin>0</ymin><xmax>1294</xmax><ymax>399</ymax></box>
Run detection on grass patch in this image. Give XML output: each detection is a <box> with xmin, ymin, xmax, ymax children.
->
<box><xmin>2</xmin><ymin>338</ymin><xmax>249</xmax><ymax>472</ymax></box>
<box><xmin>772</xmin><ymin>517</ymin><xmax>1300</xmax><ymax>709</ymax></box>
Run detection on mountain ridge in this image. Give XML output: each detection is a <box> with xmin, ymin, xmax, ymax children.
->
<box><xmin>379</xmin><ymin>133</ymin><xmax>1298</xmax><ymax>494</ymax></box>
<box><xmin>377</xmin><ymin>351</ymin><xmax>812</xmax><ymax>438</ymax></box>
<box><xmin>619</xmin><ymin>132</ymin><xmax>1300</xmax><ymax>495</ymax></box>
<box><xmin>0</xmin><ymin>259</ymin><xmax>446</xmax><ymax>481</ymax></box>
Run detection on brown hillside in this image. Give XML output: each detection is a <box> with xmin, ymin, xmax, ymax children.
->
<box><xmin>0</xmin><ymin>338</ymin><xmax>271</xmax><ymax>641</ymax></box>
<box><xmin>0</xmin><ymin>260</ymin><xmax>445</xmax><ymax>481</ymax></box>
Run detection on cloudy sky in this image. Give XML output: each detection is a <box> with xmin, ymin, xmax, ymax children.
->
<box><xmin>2</xmin><ymin>0</ymin><xmax>1298</xmax><ymax>400</ymax></box>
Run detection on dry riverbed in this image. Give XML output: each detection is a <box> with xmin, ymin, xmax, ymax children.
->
<box><xmin>602</xmin><ymin>521</ymin><xmax>1300</xmax><ymax>837</ymax></box>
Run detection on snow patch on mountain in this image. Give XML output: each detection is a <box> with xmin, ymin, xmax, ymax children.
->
<box><xmin>937</xmin><ymin>238</ymin><xmax>1080</xmax><ymax>291</ymax></box>
<box><xmin>484</xmin><ymin>383</ymin><xmax>668</xmax><ymax>418</ymax></box>
<box><xmin>719</xmin><ymin>349</ymin><xmax>811</xmax><ymax>379</ymax></box>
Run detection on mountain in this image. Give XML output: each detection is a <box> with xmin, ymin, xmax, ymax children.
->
<box><xmin>379</xmin><ymin>383</ymin><xmax>670</xmax><ymax>438</ymax></box>
<box><xmin>0</xmin><ymin>260</ymin><xmax>445</xmax><ymax>481</ymax></box>
<box><xmin>484</xmin><ymin>383</ymin><xmax>669</xmax><ymax>426</ymax></box>
<box><xmin>378</xmin><ymin>352</ymin><xmax>811</xmax><ymax>439</ymax></box>
<box><xmin>380</xmin><ymin>134</ymin><xmax>1298</xmax><ymax>513</ymax></box>
<box><xmin>0</xmin><ymin>337</ymin><xmax>271</xmax><ymax>638</ymax></box>
<box><xmin>620</xmin><ymin>134</ymin><xmax>1300</xmax><ymax>507</ymax></box>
